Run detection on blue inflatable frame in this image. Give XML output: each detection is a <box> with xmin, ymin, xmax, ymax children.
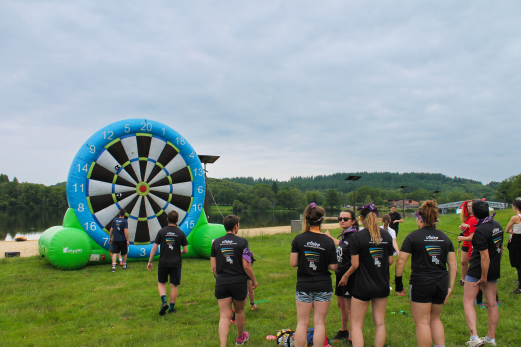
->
<box><xmin>66</xmin><ymin>119</ymin><xmax>205</xmax><ymax>259</ymax></box>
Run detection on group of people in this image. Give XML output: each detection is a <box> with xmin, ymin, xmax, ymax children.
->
<box><xmin>107</xmin><ymin>197</ymin><xmax>521</xmax><ymax>347</ymax></box>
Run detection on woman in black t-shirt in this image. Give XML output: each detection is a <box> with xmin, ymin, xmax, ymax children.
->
<box><xmin>395</xmin><ymin>200</ymin><xmax>457</xmax><ymax>347</ymax></box>
<box><xmin>211</xmin><ymin>215</ymin><xmax>258</xmax><ymax>347</ymax></box>
<box><xmin>291</xmin><ymin>203</ymin><xmax>337</xmax><ymax>347</ymax></box>
<box><xmin>324</xmin><ymin>209</ymin><xmax>359</xmax><ymax>344</ymax></box>
<box><xmin>342</xmin><ymin>203</ymin><xmax>393</xmax><ymax>347</ymax></box>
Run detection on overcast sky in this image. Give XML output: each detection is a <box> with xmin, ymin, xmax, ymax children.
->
<box><xmin>1</xmin><ymin>1</ymin><xmax>520</xmax><ymax>186</ymax></box>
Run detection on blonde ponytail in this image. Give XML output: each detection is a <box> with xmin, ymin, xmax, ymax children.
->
<box><xmin>363</xmin><ymin>212</ymin><xmax>381</xmax><ymax>245</ymax></box>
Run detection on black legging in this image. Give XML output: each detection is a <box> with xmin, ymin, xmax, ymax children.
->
<box><xmin>518</xmin><ymin>266</ymin><xmax>521</xmax><ymax>289</ymax></box>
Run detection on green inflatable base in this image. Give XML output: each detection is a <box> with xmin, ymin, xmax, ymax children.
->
<box><xmin>38</xmin><ymin>208</ymin><xmax>226</xmax><ymax>270</ymax></box>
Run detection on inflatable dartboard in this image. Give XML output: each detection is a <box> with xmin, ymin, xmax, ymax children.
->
<box><xmin>66</xmin><ymin>119</ymin><xmax>205</xmax><ymax>259</ymax></box>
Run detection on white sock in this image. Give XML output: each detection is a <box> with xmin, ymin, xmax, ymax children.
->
<box><xmin>434</xmin><ymin>345</ymin><xmax>445</xmax><ymax>347</ymax></box>
<box><xmin>112</xmin><ymin>263</ymin><xmax>116</xmax><ymax>267</ymax></box>
<box><xmin>471</xmin><ymin>335</ymin><xmax>479</xmax><ymax>341</ymax></box>
<box><xmin>485</xmin><ymin>336</ymin><xmax>495</xmax><ymax>342</ymax></box>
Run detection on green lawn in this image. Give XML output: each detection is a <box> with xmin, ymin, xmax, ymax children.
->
<box><xmin>1</xmin><ymin>210</ymin><xmax>520</xmax><ymax>346</ymax></box>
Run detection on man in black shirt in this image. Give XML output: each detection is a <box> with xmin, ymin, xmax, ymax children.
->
<box><xmin>211</xmin><ymin>215</ymin><xmax>257</xmax><ymax>347</ymax></box>
<box><xmin>147</xmin><ymin>210</ymin><xmax>188</xmax><ymax>316</ymax></box>
<box><xmin>462</xmin><ymin>200</ymin><xmax>504</xmax><ymax>347</ymax></box>
<box><xmin>389</xmin><ymin>205</ymin><xmax>403</xmax><ymax>237</ymax></box>
<box><xmin>109</xmin><ymin>209</ymin><xmax>130</xmax><ymax>272</ymax></box>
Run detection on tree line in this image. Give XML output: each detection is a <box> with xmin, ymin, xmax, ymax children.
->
<box><xmin>0</xmin><ymin>174</ymin><xmax>68</xmax><ymax>209</ymax></box>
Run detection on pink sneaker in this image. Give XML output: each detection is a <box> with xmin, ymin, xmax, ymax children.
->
<box><xmin>236</xmin><ymin>332</ymin><xmax>249</xmax><ymax>345</ymax></box>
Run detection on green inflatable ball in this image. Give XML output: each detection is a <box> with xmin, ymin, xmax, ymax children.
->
<box><xmin>38</xmin><ymin>226</ymin><xmax>93</xmax><ymax>270</ymax></box>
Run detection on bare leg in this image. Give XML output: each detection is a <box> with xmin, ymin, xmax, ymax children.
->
<box><xmin>461</xmin><ymin>252</ymin><xmax>469</xmax><ymax>281</ymax></box>
<box><xmin>430</xmin><ymin>304</ymin><xmax>445</xmax><ymax>346</ymax></box>
<box><xmin>371</xmin><ymin>297</ymin><xmax>388</xmax><ymax>347</ymax></box>
<box><xmin>169</xmin><ymin>284</ymin><xmax>178</xmax><ymax>304</ymax></box>
<box><xmin>350</xmin><ymin>298</ymin><xmax>370</xmax><ymax>347</ymax></box>
<box><xmin>295</xmin><ymin>300</ymin><xmax>312</xmax><ymax>347</ymax></box>
<box><xmin>218</xmin><ymin>298</ymin><xmax>233</xmax><ymax>347</ymax></box>
<box><xmin>233</xmin><ymin>298</ymin><xmax>247</xmax><ymax>337</ymax></box>
<box><xmin>248</xmin><ymin>280</ymin><xmax>257</xmax><ymax>309</ymax></box>
<box><xmin>122</xmin><ymin>253</ymin><xmax>127</xmax><ymax>264</ymax></box>
<box><xmin>482</xmin><ymin>283</ymin><xmax>499</xmax><ymax>339</ymax></box>
<box><xmin>111</xmin><ymin>253</ymin><xmax>118</xmax><ymax>265</ymax></box>
<box><xmin>463</xmin><ymin>281</ymin><xmax>480</xmax><ymax>337</ymax></box>
<box><xmin>337</xmin><ymin>296</ymin><xmax>350</xmax><ymax>331</ymax></box>
<box><xmin>158</xmin><ymin>282</ymin><xmax>167</xmax><ymax>296</ymax></box>
<box><xmin>312</xmin><ymin>300</ymin><xmax>331</xmax><ymax>347</ymax></box>
<box><xmin>410</xmin><ymin>301</ymin><xmax>432</xmax><ymax>347</ymax></box>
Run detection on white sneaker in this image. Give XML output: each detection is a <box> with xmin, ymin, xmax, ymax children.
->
<box><xmin>482</xmin><ymin>337</ymin><xmax>497</xmax><ymax>346</ymax></box>
<box><xmin>465</xmin><ymin>337</ymin><xmax>484</xmax><ymax>346</ymax></box>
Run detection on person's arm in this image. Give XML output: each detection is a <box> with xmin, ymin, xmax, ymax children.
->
<box><xmin>109</xmin><ymin>228</ymin><xmax>113</xmax><ymax>244</ymax></box>
<box><xmin>324</xmin><ymin>230</ymin><xmax>340</xmax><ymax>246</ymax></box>
<box><xmin>124</xmin><ymin>228</ymin><xmax>129</xmax><ymax>246</ymax></box>
<box><xmin>243</xmin><ymin>259</ymin><xmax>258</xmax><ymax>290</ymax></box>
<box><xmin>147</xmin><ymin>243</ymin><xmax>159</xmax><ymax>271</ymax></box>
<box><xmin>392</xmin><ymin>238</ymin><xmax>400</xmax><ymax>255</ymax></box>
<box><xmin>444</xmin><ymin>251</ymin><xmax>457</xmax><ymax>304</ymax></box>
<box><xmin>328</xmin><ymin>262</ymin><xmax>338</xmax><ymax>271</ymax></box>
<box><xmin>476</xmin><ymin>249</ymin><xmax>490</xmax><ymax>286</ymax></box>
<box><xmin>290</xmin><ymin>252</ymin><xmax>299</xmax><ymax>268</ymax></box>
<box><xmin>395</xmin><ymin>252</ymin><xmax>411</xmax><ymax>296</ymax></box>
<box><xmin>397</xmin><ymin>219</ymin><xmax>404</xmax><ymax>223</ymax></box>
<box><xmin>505</xmin><ymin>216</ymin><xmax>517</xmax><ymax>234</ymax></box>
<box><xmin>181</xmin><ymin>245</ymin><xmax>188</xmax><ymax>254</ymax></box>
<box><xmin>210</xmin><ymin>257</ymin><xmax>217</xmax><ymax>277</ymax></box>
<box><xmin>458</xmin><ymin>233</ymin><xmax>475</xmax><ymax>242</ymax></box>
<box><xmin>338</xmin><ymin>255</ymin><xmax>359</xmax><ymax>286</ymax></box>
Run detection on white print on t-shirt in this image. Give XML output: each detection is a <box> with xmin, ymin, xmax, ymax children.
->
<box><xmin>374</xmin><ymin>258</ymin><xmax>382</xmax><ymax>267</ymax></box>
<box><xmin>226</xmin><ymin>256</ymin><xmax>233</xmax><ymax>264</ymax></box>
<box><xmin>336</xmin><ymin>246</ymin><xmax>342</xmax><ymax>263</ymax></box>
<box><xmin>309</xmin><ymin>261</ymin><xmax>317</xmax><ymax>270</ymax></box>
<box><xmin>305</xmin><ymin>241</ymin><xmax>325</xmax><ymax>250</ymax></box>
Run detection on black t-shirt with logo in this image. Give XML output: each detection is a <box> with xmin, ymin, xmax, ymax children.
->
<box><xmin>336</xmin><ymin>232</ymin><xmax>356</xmax><ymax>275</ymax></box>
<box><xmin>291</xmin><ymin>231</ymin><xmax>337</xmax><ymax>292</ymax></box>
<box><xmin>468</xmin><ymin>220</ymin><xmax>504</xmax><ymax>281</ymax></box>
<box><xmin>400</xmin><ymin>227</ymin><xmax>454</xmax><ymax>285</ymax></box>
<box><xmin>111</xmin><ymin>217</ymin><xmax>128</xmax><ymax>241</ymax></box>
<box><xmin>389</xmin><ymin>212</ymin><xmax>401</xmax><ymax>234</ymax></box>
<box><xmin>350</xmin><ymin>228</ymin><xmax>394</xmax><ymax>298</ymax></box>
<box><xmin>211</xmin><ymin>233</ymin><xmax>250</xmax><ymax>286</ymax></box>
<box><xmin>154</xmin><ymin>226</ymin><xmax>188</xmax><ymax>268</ymax></box>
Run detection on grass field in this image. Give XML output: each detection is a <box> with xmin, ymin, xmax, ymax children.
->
<box><xmin>1</xmin><ymin>210</ymin><xmax>520</xmax><ymax>347</ymax></box>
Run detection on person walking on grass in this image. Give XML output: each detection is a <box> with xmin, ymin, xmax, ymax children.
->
<box><xmin>342</xmin><ymin>203</ymin><xmax>394</xmax><ymax>347</ymax></box>
<box><xmin>381</xmin><ymin>214</ymin><xmax>400</xmax><ymax>255</ymax></box>
<box><xmin>147</xmin><ymin>210</ymin><xmax>188</xmax><ymax>316</ymax></box>
<box><xmin>463</xmin><ymin>200</ymin><xmax>504</xmax><ymax>346</ymax></box>
<box><xmin>211</xmin><ymin>215</ymin><xmax>258</xmax><ymax>346</ymax></box>
<box><xmin>291</xmin><ymin>203</ymin><xmax>337</xmax><ymax>347</ymax></box>
<box><xmin>506</xmin><ymin>199</ymin><xmax>521</xmax><ymax>294</ymax></box>
<box><xmin>395</xmin><ymin>200</ymin><xmax>457</xmax><ymax>347</ymax></box>
<box><xmin>108</xmin><ymin>208</ymin><xmax>130</xmax><ymax>272</ymax></box>
<box><xmin>389</xmin><ymin>205</ymin><xmax>403</xmax><ymax>238</ymax></box>
<box><xmin>324</xmin><ymin>209</ymin><xmax>359</xmax><ymax>345</ymax></box>
<box><xmin>457</xmin><ymin>200</ymin><xmax>477</xmax><ymax>287</ymax></box>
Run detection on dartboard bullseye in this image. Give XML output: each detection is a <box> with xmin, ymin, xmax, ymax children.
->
<box><xmin>66</xmin><ymin>119</ymin><xmax>205</xmax><ymax>259</ymax></box>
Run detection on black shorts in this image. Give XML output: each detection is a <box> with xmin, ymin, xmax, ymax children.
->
<box><xmin>158</xmin><ymin>267</ymin><xmax>182</xmax><ymax>286</ymax></box>
<box><xmin>111</xmin><ymin>241</ymin><xmax>128</xmax><ymax>255</ymax></box>
<box><xmin>461</xmin><ymin>245</ymin><xmax>469</xmax><ymax>252</ymax></box>
<box><xmin>352</xmin><ymin>294</ymin><xmax>373</xmax><ymax>302</ymax></box>
<box><xmin>335</xmin><ymin>273</ymin><xmax>354</xmax><ymax>298</ymax></box>
<box><xmin>215</xmin><ymin>282</ymin><xmax>248</xmax><ymax>301</ymax></box>
<box><xmin>409</xmin><ymin>278</ymin><xmax>448</xmax><ymax>305</ymax></box>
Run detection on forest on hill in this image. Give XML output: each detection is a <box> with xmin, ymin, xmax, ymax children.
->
<box><xmin>0</xmin><ymin>170</ymin><xmax>517</xmax><ymax>211</ymax></box>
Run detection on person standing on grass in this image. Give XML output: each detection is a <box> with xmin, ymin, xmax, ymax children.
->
<box><xmin>463</xmin><ymin>200</ymin><xmax>504</xmax><ymax>346</ymax></box>
<box><xmin>324</xmin><ymin>209</ymin><xmax>358</xmax><ymax>345</ymax></box>
<box><xmin>342</xmin><ymin>203</ymin><xmax>393</xmax><ymax>347</ymax></box>
<box><xmin>147</xmin><ymin>210</ymin><xmax>188</xmax><ymax>316</ymax></box>
<box><xmin>395</xmin><ymin>200</ymin><xmax>457</xmax><ymax>347</ymax></box>
<box><xmin>505</xmin><ymin>198</ymin><xmax>521</xmax><ymax>294</ymax></box>
<box><xmin>211</xmin><ymin>215</ymin><xmax>258</xmax><ymax>346</ymax></box>
<box><xmin>108</xmin><ymin>209</ymin><xmax>130</xmax><ymax>272</ymax></box>
<box><xmin>457</xmin><ymin>200</ymin><xmax>477</xmax><ymax>287</ymax></box>
<box><xmin>389</xmin><ymin>205</ymin><xmax>403</xmax><ymax>238</ymax></box>
<box><xmin>381</xmin><ymin>214</ymin><xmax>400</xmax><ymax>255</ymax></box>
<box><xmin>291</xmin><ymin>203</ymin><xmax>337</xmax><ymax>347</ymax></box>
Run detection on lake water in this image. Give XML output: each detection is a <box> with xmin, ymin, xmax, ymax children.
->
<box><xmin>0</xmin><ymin>208</ymin><xmax>307</xmax><ymax>241</ymax></box>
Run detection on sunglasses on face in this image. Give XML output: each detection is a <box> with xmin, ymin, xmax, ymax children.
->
<box><xmin>338</xmin><ymin>217</ymin><xmax>352</xmax><ymax>222</ymax></box>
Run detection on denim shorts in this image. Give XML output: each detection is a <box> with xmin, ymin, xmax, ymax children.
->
<box><xmin>295</xmin><ymin>291</ymin><xmax>333</xmax><ymax>303</ymax></box>
<box><xmin>465</xmin><ymin>275</ymin><xmax>497</xmax><ymax>284</ymax></box>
